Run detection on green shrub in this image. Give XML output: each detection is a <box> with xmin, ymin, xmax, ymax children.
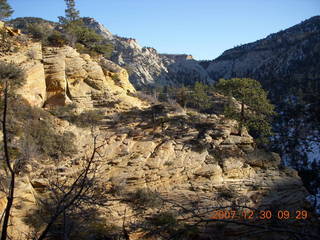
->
<box><xmin>0</xmin><ymin>61</ymin><xmax>25</xmax><ymax>90</ymax></box>
<box><xmin>149</xmin><ymin>211</ymin><xmax>177</xmax><ymax>227</ymax></box>
<box><xmin>47</xmin><ymin>31</ymin><xmax>67</xmax><ymax>47</ymax></box>
<box><xmin>215</xmin><ymin>78</ymin><xmax>276</xmax><ymax>143</ymax></box>
<box><xmin>92</xmin><ymin>43</ymin><xmax>114</xmax><ymax>59</ymax></box>
<box><xmin>26</xmin><ymin>23</ymin><xmax>53</xmax><ymax>43</ymax></box>
<box><xmin>146</xmin><ymin>211</ymin><xmax>200</xmax><ymax>239</ymax></box>
<box><xmin>127</xmin><ymin>188</ymin><xmax>162</xmax><ymax>209</ymax></box>
<box><xmin>76</xmin><ymin>109</ymin><xmax>104</xmax><ymax>127</ymax></box>
<box><xmin>29</xmin><ymin>119</ymin><xmax>77</xmax><ymax>158</ymax></box>
<box><xmin>74</xmin><ymin>25</ymin><xmax>102</xmax><ymax>46</ymax></box>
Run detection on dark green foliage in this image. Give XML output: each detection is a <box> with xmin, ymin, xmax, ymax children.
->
<box><xmin>188</xmin><ymin>81</ymin><xmax>212</xmax><ymax>110</ymax></box>
<box><xmin>50</xmin><ymin>106</ymin><xmax>104</xmax><ymax>128</ymax></box>
<box><xmin>25</xmin><ymin>23</ymin><xmax>53</xmax><ymax>43</ymax></box>
<box><xmin>0</xmin><ymin>61</ymin><xmax>25</xmax><ymax>90</ymax></box>
<box><xmin>215</xmin><ymin>78</ymin><xmax>276</xmax><ymax>143</ymax></box>
<box><xmin>0</xmin><ymin>0</ymin><xmax>13</xmax><ymax>21</ymax></box>
<box><xmin>127</xmin><ymin>188</ymin><xmax>162</xmax><ymax>209</ymax></box>
<box><xmin>58</xmin><ymin>0</ymin><xmax>80</xmax><ymax>24</ymax></box>
<box><xmin>73</xmin><ymin>27</ymin><xmax>114</xmax><ymax>58</ymax></box>
<box><xmin>151</xmin><ymin>82</ymin><xmax>213</xmax><ymax>112</ymax></box>
<box><xmin>74</xmin><ymin>25</ymin><xmax>102</xmax><ymax>45</ymax></box>
<box><xmin>8</xmin><ymin>17</ymin><xmax>57</xmax><ymax>30</ymax></box>
<box><xmin>92</xmin><ymin>43</ymin><xmax>114</xmax><ymax>59</ymax></box>
<box><xmin>47</xmin><ymin>31</ymin><xmax>67</xmax><ymax>47</ymax></box>
<box><xmin>149</xmin><ymin>211</ymin><xmax>177</xmax><ymax>227</ymax></box>
<box><xmin>30</xmin><ymin>121</ymin><xmax>77</xmax><ymax>158</ymax></box>
<box><xmin>58</xmin><ymin>0</ymin><xmax>114</xmax><ymax>58</ymax></box>
<box><xmin>146</xmin><ymin>211</ymin><xmax>200</xmax><ymax>239</ymax></box>
<box><xmin>173</xmin><ymin>86</ymin><xmax>189</xmax><ymax>108</ymax></box>
<box><xmin>75</xmin><ymin>40</ymin><xmax>114</xmax><ymax>59</ymax></box>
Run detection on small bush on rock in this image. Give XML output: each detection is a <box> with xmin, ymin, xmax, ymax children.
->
<box><xmin>47</xmin><ymin>31</ymin><xmax>67</xmax><ymax>47</ymax></box>
<box><xmin>127</xmin><ymin>188</ymin><xmax>162</xmax><ymax>209</ymax></box>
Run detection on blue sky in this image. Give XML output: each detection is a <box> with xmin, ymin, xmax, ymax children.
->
<box><xmin>8</xmin><ymin>0</ymin><xmax>320</xmax><ymax>60</ymax></box>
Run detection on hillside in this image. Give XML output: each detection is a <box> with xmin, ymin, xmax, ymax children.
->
<box><xmin>205</xmin><ymin>16</ymin><xmax>320</xmax><ymax>87</ymax></box>
<box><xmin>0</xmin><ymin>24</ymin><xmax>318</xmax><ymax>240</ymax></box>
<box><xmin>203</xmin><ymin>16</ymin><xmax>320</xmax><ymax>190</ymax></box>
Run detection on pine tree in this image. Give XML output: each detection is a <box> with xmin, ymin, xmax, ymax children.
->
<box><xmin>58</xmin><ymin>0</ymin><xmax>83</xmax><ymax>46</ymax></box>
<box><xmin>190</xmin><ymin>82</ymin><xmax>211</xmax><ymax>111</ymax></box>
<box><xmin>0</xmin><ymin>0</ymin><xmax>13</xmax><ymax>21</ymax></box>
<box><xmin>215</xmin><ymin>78</ymin><xmax>276</xmax><ymax>143</ymax></box>
<box><xmin>59</xmin><ymin>0</ymin><xmax>80</xmax><ymax>24</ymax></box>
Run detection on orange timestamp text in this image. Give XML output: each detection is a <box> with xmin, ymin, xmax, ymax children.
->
<box><xmin>209</xmin><ymin>209</ymin><xmax>308</xmax><ymax>220</ymax></box>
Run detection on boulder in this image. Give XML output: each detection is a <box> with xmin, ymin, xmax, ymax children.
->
<box><xmin>194</xmin><ymin>163</ymin><xmax>223</xmax><ymax>179</ymax></box>
<box><xmin>222</xmin><ymin>157</ymin><xmax>244</xmax><ymax>172</ymax></box>
<box><xmin>246</xmin><ymin>149</ymin><xmax>281</xmax><ymax>168</ymax></box>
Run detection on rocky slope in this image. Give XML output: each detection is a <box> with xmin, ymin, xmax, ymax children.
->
<box><xmin>204</xmin><ymin>16</ymin><xmax>320</xmax><ymax>87</ymax></box>
<box><xmin>0</xmin><ymin>34</ymin><xmax>142</xmax><ymax>111</ymax></box>
<box><xmin>0</xmin><ymin>28</ymin><xmax>318</xmax><ymax>239</ymax></box>
<box><xmin>202</xmin><ymin>16</ymin><xmax>320</xmax><ymax>195</ymax></box>
<box><xmin>83</xmin><ymin>17</ymin><xmax>213</xmax><ymax>88</ymax></box>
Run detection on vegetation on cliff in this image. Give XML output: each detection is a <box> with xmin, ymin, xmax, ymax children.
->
<box><xmin>215</xmin><ymin>78</ymin><xmax>276</xmax><ymax>143</ymax></box>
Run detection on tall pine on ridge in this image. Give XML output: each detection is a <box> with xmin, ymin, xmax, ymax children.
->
<box><xmin>0</xmin><ymin>0</ymin><xmax>13</xmax><ymax>21</ymax></box>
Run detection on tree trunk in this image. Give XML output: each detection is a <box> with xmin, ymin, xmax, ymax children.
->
<box><xmin>238</xmin><ymin>101</ymin><xmax>245</xmax><ymax>136</ymax></box>
<box><xmin>1</xmin><ymin>81</ymin><xmax>16</xmax><ymax>240</ymax></box>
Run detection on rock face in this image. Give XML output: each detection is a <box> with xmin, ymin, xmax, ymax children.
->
<box><xmin>42</xmin><ymin>45</ymin><xmax>140</xmax><ymax>109</ymax></box>
<box><xmin>203</xmin><ymin>16</ymin><xmax>320</xmax><ymax>94</ymax></box>
<box><xmin>0</xmin><ymin>39</ymin><xmax>142</xmax><ymax>110</ymax></box>
<box><xmin>82</xmin><ymin>17</ymin><xmax>213</xmax><ymax>88</ymax></box>
<box><xmin>5</xmin><ymin>102</ymin><xmax>316</xmax><ymax>239</ymax></box>
<box><xmin>0</xmin><ymin>41</ymin><xmax>46</xmax><ymax>107</ymax></box>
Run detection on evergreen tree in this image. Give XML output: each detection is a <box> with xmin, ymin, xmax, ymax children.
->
<box><xmin>215</xmin><ymin>78</ymin><xmax>276</xmax><ymax>143</ymax></box>
<box><xmin>59</xmin><ymin>0</ymin><xmax>82</xmax><ymax>46</ymax></box>
<box><xmin>175</xmin><ymin>86</ymin><xmax>189</xmax><ymax>109</ymax></box>
<box><xmin>0</xmin><ymin>0</ymin><xmax>13</xmax><ymax>21</ymax></box>
<box><xmin>59</xmin><ymin>0</ymin><xmax>80</xmax><ymax>24</ymax></box>
<box><xmin>189</xmin><ymin>82</ymin><xmax>211</xmax><ymax>111</ymax></box>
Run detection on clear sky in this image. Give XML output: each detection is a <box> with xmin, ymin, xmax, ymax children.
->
<box><xmin>8</xmin><ymin>0</ymin><xmax>320</xmax><ymax>60</ymax></box>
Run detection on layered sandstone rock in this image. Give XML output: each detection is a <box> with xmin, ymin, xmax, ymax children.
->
<box><xmin>0</xmin><ymin>42</ymin><xmax>46</xmax><ymax>107</ymax></box>
<box><xmin>0</xmin><ymin>38</ymin><xmax>143</xmax><ymax>109</ymax></box>
<box><xmin>7</xmin><ymin>102</ymin><xmax>314</xmax><ymax>239</ymax></box>
<box><xmin>42</xmin><ymin>45</ymin><xmax>142</xmax><ymax>109</ymax></box>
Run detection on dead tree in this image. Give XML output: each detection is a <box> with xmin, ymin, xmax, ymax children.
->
<box><xmin>0</xmin><ymin>62</ymin><xmax>24</xmax><ymax>240</ymax></box>
<box><xmin>35</xmin><ymin>135</ymin><xmax>106</xmax><ymax>240</ymax></box>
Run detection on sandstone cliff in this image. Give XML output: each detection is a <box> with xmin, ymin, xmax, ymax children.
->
<box><xmin>0</xmin><ymin>37</ymin><xmax>143</xmax><ymax>110</ymax></box>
